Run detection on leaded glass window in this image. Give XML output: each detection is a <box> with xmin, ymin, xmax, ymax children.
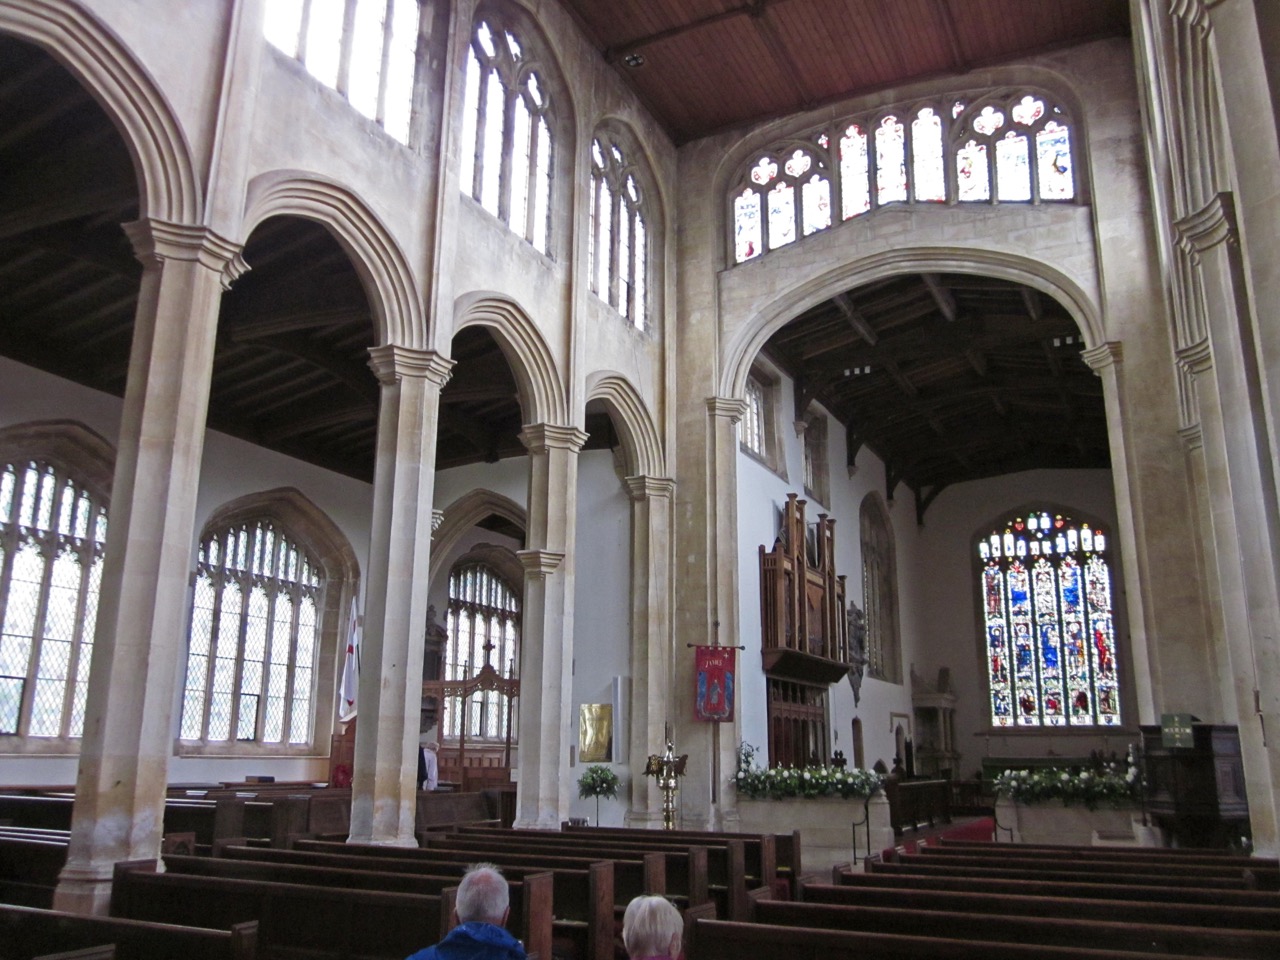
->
<box><xmin>730</xmin><ymin>88</ymin><xmax>1077</xmax><ymax>264</ymax></box>
<box><xmin>861</xmin><ymin>493</ymin><xmax>900</xmax><ymax>684</ymax></box>
<box><xmin>460</xmin><ymin>17</ymin><xmax>554</xmax><ymax>253</ymax></box>
<box><xmin>589</xmin><ymin>133</ymin><xmax>649</xmax><ymax>329</ymax></box>
<box><xmin>179</xmin><ymin>520</ymin><xmax>321</xmax><ymax>746</ymax></box>
<box><xmin>979</xmin><ymin>511</ymin><xmax>1120</xmax><ymax>728</ymax></box>
<box><xmin>444</xmin><ymin>563</ymin><xmax>520</xmax><ymax>740</ymax></box>
<box><xmin>0</xmin><ymin>459</ymin><xmax>106</xmax><ymax>739</ymax></box>
<box><xmin>740</xmin><ymin>374</ymin><xmax>768</xmax><ymax>458</ymax></box>
<box><xmin>264</xmin><ymin>0</ymin><xmax>422</xmax><ymax>144</ymax></box>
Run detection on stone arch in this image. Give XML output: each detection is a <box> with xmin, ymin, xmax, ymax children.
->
<box><xmin>721</xmin><ymin>247</ymin><xmax>1102</xmax><ymax>401</ymax></box>
<box><xmin>243</xmin><ymin>172</ymin><xmax>424</xmax><ymax>348</ymax></box>
<box><xmin>0</xmin><ymin>420</ymin><xmax>116</xmax><ymax>505</ymax></box>
<box><xmin>584</xmin><ymin>372</ymin><xmax>665</xmax><ymax>478</ymax></box>
<box><xmin>431</xmin><ymin>488</ymin><xmax>528</xmax><ymax>583</ymax></box>
<box><xmin>454</xmin><ymin>292</ymin><xmax>567</xmax><ymax>426</ymax></box>
<box><xmin>0</xmin><ymin>0</ymin><xmax>200</xmax><ymax>223</ymax></box>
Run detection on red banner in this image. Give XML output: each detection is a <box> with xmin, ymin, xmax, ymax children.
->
<box><xmin>694</xmin><ymin>646</ymin><xmax>736</xmax><ymax>722</ymax></box>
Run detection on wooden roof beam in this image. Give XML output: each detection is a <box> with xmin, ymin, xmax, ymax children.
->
<box><xmin>922</xmin><ymin>273</ymin><xmax>958</xmax><ymax>322</ymax></box>
<box><xmin>834</xmin><ymin>292</ymin><xmax>878</xmax><ymax>345</ymax></box>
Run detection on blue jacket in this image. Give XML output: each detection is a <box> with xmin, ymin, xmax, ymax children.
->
<box><xmin>406</xmin><ymin>922</ymin><xmax>527</xmax><ymax>960</ymax></box>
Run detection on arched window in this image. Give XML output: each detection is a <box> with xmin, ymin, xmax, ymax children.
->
<box><xmin>444</xmin><ymin>561</ymin><xmax>520</xmax><ymax>740</ymax></box>
<box><xmin>178</xmin><ymin>492</ymin><xmax>356</xmax><ymax>755</ymax></box>
<box><xmin>731</xmin><ymin>88</ymin><xmax>1077</xmax><ymax>264</ymax></box>
<box><xmin>263</xmin><ymin>0</ymin><xmax>422</xmax><ymax>144</ymax></box>
<box><xmin>0</xmin><ymin>450</ymin><xmax>108</xmax><ymax>740</ymax></box>
<box><xmin>978</xmin><ymin>509</ymin><xmax>1120</xmax><ymax>728</ymax></box>
<box><xmin>860</xmin><ymin>493</ymin><xmax>900</xmax><ymax>684</ymax></box>
<box><xmin>589</xmin><ymin>132</ymin><xmax>649</xmax><ymax>328</ymax></box>
<box><xmin>459</xmin><ymin>14</ymin><xmax>554</xmax><ymax>253</ymax></box>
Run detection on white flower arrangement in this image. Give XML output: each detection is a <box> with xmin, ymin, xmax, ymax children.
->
<box><xmin>994</xmin><ymin>751</ymin><xmax>1144</xmax><ymax>810</ymax></box>
<box><xmin>730</xmin><ymin>742</ymin><xmax>882</xmax><ymax>799</ymax></box>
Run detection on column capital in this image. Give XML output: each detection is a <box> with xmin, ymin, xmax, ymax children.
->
<box><xmin>707</xmin><ymin>397</ymin><xmax>749</xmax><ymax>423</ymax></box>
<box><xmin>624</xmin><ymin>475</ymin><xmax>676</xmax><ymax>502</ymax></box>
<box><xmin>517</xmin><ymin>548</ymin><xmax>564</xmax><ymax>580</ymax></box>
<box><xmin>122</xmin><ymin>219</ymin><xmax>247</xmax><ymax>289</ymax></box>
<box><xmin>1175</xmin><ymin>193</ymin><xmax>1239</xmax><ymax>259</ymax></box>
<box><xmin>1171</xmin><ymin>0</ymin><xmax>1211</xmax><ymax>27</ymax></box>
<box><xmin>1080</xmin><ymin>341</ymin><xmax>1123</xmax><ymax>372</ymax></box>
<box><xmin>1176</xmin><ymin>336</ymin><xmax>1214</xmax><ymax>375</ymax></box>
<box><xmin>519</xmin><ymin>423</ymin><xmax>589</xmax><ymax>454</ymax></box>
<box><xmin>367</xmin><ymin>345</ymin><xmax>454</xmax><ymax>387</ymax></box>
<box><xmin>1178</xmin><ymin>422</ymin><xmax>1204</xmax><ymax>451</ymax></box>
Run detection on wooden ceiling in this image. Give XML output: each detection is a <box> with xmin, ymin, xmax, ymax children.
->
<box><xmin>560</xmin><ymin>0</ymin><xmax>1130</xmax><ymax>144</ymax></box>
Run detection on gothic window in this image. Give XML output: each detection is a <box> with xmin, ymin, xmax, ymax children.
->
<box><xmin>802</xmin><ymin>413</ymin><xmax>828</xmax><ymax>507</ymax></box>
<box><xmin>731</xmin><ymin>88</ymin><xmax>1077</xmax><ymax>264</ymax></box>
<box><xmin>264</xmin><ymin>0</ymin><xmax>422</xmax><ymax>144</ymax></box>
<box><xmin>732</xmin><ymin>139</ymin><xmax>831</xmax><ymax>262</ymax></box>
<box><xmin>589</xmin><ymin>133</ymin><xmax>649</xmax><ymax>328</ymax></box>
<box><xmin>0</xmin><ymin>455</ymin><xmax>107</xmax><ymax>740</ymax></box>
<box><xmin>180</xmin><ymin>519</ymin><xmax>324</xmax><ymax>749</ymax></box>
<box><xmin>979</xmin><ymin>510</ymin><xmax>1120</xmax><ymax>728</ymax></box>
<box><xmin>459</xmin><ymin>15</ymin><xmax>554</xmax><ymax>253</ymax></box>
<box><xmin>861</xmin><ymin>493</ymin><xmax>900</xmax><ymax>684</ymax></box>
<box><xmin>445</xmin><ymin>562</ymin><xmax>520</xmax><ymax>740</ymax></box>
<box><xmin>739</xmin><ymin>369</ymin><xmax>783</xmax><ymax>471</ymax></box>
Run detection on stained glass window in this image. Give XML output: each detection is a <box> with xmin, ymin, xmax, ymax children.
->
<box><xmin>264</xmin><ymin>0</ymin><xmax>421</xmax><ymax>144</ymax></box>
<box><xmin>588</xmin><ymin>133</ymin><xmax>650</xmax><ymax>328</ymax></box>
<box><xmin>875</xmin><ymin>116</ymin><xmax>908</xmax><ymax>205</ymax></box>
<box><xmin>912</xmin><ymin>108</ymin><xmax>945</xmax><ymax>202</ymax></box>
<box><xmin>956</xmin><ymin>140</ymin><xmax>990</xmax><ymax>201</ymax></box>
<box><xmin>0</xmin><ymin>458</ymin><xmax>106</xmax><ymax>739</ymax></box>
<box><xmin>179</xmin><ymin>520</ymin><xmax>321</xmax><ymax>745</ymax></box>
<box><xmin>1037</xmin><ymin>121</ymin><xmax>1074</xmax><ymax>200</ymax></box>
<box><xmin>995</xmin><ymin>131</ymin><xmax>1031</xmax><ymax>201</ymax></box>
<box><xmin>979</xmin><ymin>511</ymin><xmax>1120</xmax><ymax>728</ymax></box>
<box><xmin>444</xmin><ymin>563</ymin><xmax>520</xmax><ymax>740</ymax></box>
<box><xmin>839</xmin><ymin>124</ymin><xmax>871</xmax><ymax>219</ymax></box>
<box><xmin>732</xmin><ymin>147</ymin><xmax>830</xmax><ymax>263</ymax></box>
<box><xmin>460</xmin><ymin>17</ymin><xmax>554</xmax><ymax>252</ymax></box>
<box><xmin>861</xmin><ymin>493</ymin><xmax>901</xmax><ymax>684</ymax></box>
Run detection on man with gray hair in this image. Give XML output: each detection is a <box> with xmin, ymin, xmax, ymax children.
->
<box><xmin>405</xmin><ymin>863</ymin><xmax>525</xmax><ymax>960</ymax></box>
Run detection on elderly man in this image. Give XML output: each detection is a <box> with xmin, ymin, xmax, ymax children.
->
<box><xmin>406</xmin><ymin>863</ymin><xmax>525</xmax><ymax>960</ymax></box>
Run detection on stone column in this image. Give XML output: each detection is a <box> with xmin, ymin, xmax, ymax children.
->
<box><xmin>348</xmin><ymin>346</ymin><xmax>453</xmax><ymax>845</ymax></box>
<box><xmin>513</xmin><ymin>424</ymin><xmax>586</xmax><ymax>829</ymax></box>
<box><xmin>622</xmin><ymin>475</ymin><xmax>676</xmax><ymax>827</ymax></box>
<box><xmin>55</xmin><ymin>220</ymin><xmax>244</xmax><ymax>914</ymax></box>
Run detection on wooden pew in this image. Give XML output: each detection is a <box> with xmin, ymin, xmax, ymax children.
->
<box><xmin>165</xmin><ymin>852</ymin><xmax>552</xmax><ymax>960</ymax></box>
<box><xmin>686</xmin><ymin>917</ymin><xmax>1239</xmax><ymax>960</ymax></box>
<box><xmin>801</xmin><ymin>880</ymin><xmax>1280</xmax><ymax>932</ymax></box>
<box><xmin>0</xmin><ymin>903</ymin><xmax>256</xmax><ymax>960</ymax></box>
<box><xmin>833</xmin><ymin>866</ymin><xmax>1280</xmax><ymax>908</ymax></box>
<box><xmin>751</xmin><ymin>897</ymin><xmax>1280</xmax><ymax>958</ymax></box>
<box><xmin>0</xmin><ymin>835</ymin><xmax>68</xmax><ymax>907</ymax></box>
<box><xmin>111</xmin><ymin>860</ymin><xmax>451</xmax><ymax>960</ymax></box>
<box><xmin>287</xmin><ymin>839</ymin><xmax>614</xmax><ymax>960</ymax></box>
<box><xmin>892</xmin><ymin>850</ymin><xmax>1265</xmax><ymax>885</ymax></box>
<box><xmin>867</xmin><ymin>856</ymin><xmax>1256</xmax><ymax>888</ymax></box>
<box><xmin>34</xmin><ymin>946</ymin><xmax>116</xmax><ymax>960</ymax></box>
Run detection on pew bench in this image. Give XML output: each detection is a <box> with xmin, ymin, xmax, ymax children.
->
<box><xmin>868</xmin><ymin>857</ymin><xmax>1256</xmax><ymax>888</ymax></box>
<box><xmin>0</xmin><ymin>903</ymin><xmax>257</xmax><ymax>960</ymax></box>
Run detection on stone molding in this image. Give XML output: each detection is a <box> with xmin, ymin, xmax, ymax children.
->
<box><xmin>1175</xmin><ymin>193</ymin><xmax>1239</xmax><ymax>259</ymax></box>
<box><xmin>518</xmin><ymin>423</ymin><xmax>589</xmax><ymax>454</ymax></box>
<box><xmin>0</xmin><ymin>419</ymin><xmax>116</xmax><ymax>505</ymax></box>
<box><xmin>517</xmin><ymin>548</ymin><xmax>565</xmax><ymax>580</ymax></box>
<box><xmin>707</xmin><ymin>396</ymin><xmax>749</xmax><ymax>423</ymax></box>
<box><xmin>1179</xmin><ymin>422</ymin><xmax>1205</xmax><ymax>451</ymax></box>
<box><xmin>624</xmin><ymin>475</ymin><xmax>676</xmax><ymax>502</ymax></box>
<box><xmin>122</xmin><ymin>219</ymin><xmax>247</xmax><ymax>289</ymax></box>
<box><xmin>1081</xmin><ymin>341</ymin><xmax>1123</xmax><ymax>373</ymax></box>
<box><xmin>367</xmin><ymin>345</ymin><xmax>455</xmax><ymax>386</ymax></box>
<box><xmin>1176</xmin><ymin>336</ymin><xmax>1214</xmax><ymax>376</ymax></box>
<box><xmin>584</xmin><ymin>372</ymin><xmax>666</xmax><ymax>477</ymax></box>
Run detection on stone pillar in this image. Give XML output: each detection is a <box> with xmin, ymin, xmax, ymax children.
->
<box><xmin>674</xmin><ymin>398</ymin><xmax>746</xmax><ymax>830</ymax></box>
<box><xmin>622</xmin><ymin>475</ymin><xmax>676</xmax><ymax>827</ymax></box>
<box><xmin>513</xmin><ymin>424</ymin><xmax>586</xmax><ymax>828</ymax></box>
<box><xmin>348</xmin><ymin>346</ymin><xmax>453</xmax><ymax>845</ymax></box>
<box><xmin>1176</xmin><ymin>195</ymin><xmax>1280</xmax><ymax>854</ymax></box>
<box><xmin>54</xmin><ymin>220</ymin><xmax>244</xmax><ymax>914</ymax></box>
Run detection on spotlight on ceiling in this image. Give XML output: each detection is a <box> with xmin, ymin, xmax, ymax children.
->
<box><xmin>623</xmin><ymin>52</ymin><xmax>646</xmax><ymax>68</ymax></box>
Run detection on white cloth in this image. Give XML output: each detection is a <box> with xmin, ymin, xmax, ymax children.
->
<box><xmin>421</xmin><ymin>746</ymin><xmax>438</xmax><ymax>791</ymax></box>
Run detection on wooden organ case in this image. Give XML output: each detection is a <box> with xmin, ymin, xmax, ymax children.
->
<box><xmin>759</xmin><ymin>493</ymin><xmax>851</xmax><ymax>767</ymax></box>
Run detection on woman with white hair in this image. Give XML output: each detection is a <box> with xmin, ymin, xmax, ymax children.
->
<box><xmin>621</xmin><ymin>895</ymin><xmax>684</xmax><ymax>960</ymax></box>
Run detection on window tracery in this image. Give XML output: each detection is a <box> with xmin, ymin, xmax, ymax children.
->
<box><xmin>861</xmin><ymin>493</ymin><xmax>900</xmax><ymax>684</ymax></box>
<box><xmin>731</xmin><ymin>88</ymin><xmax>1077</xmax><ymax>264</ymax></box>
<box><xmin>460</xmin><ymin>14</ymin><xmax>554</xmax><ymax>253</ymax></box>
<box><xmin>589</xmin><ymin>133</ymin><xmax>649</xmax><ymax>328</ymax></box>
<box><xmin>978</xmin><ymin>510</ymin><xmax>1120</xmax><ymax>728</ymax></box>
<box><xmin>444</xmin><ymin>561</ymin><xmax>520</xmax><ymax>740</ymax></box>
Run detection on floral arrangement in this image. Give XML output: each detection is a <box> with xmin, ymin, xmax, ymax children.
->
<box><xmin>730</xmin><ymin>742</ymin><xmax>883</xmax><ymax>800</ymax></box>
<box><xmin>577</xmin><ymin>764</ymin><xmax>620</xmax><ymax>799</ymax></box>
<box><xmin>993</xmin><ymin>752</ymin><xmax>1143</xmax><ymax>810</ymax></box>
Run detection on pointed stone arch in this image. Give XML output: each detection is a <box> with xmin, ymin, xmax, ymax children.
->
<box><xmin>0</xmin><ymin>420</ymin><xmax>116</xmax><ymax>505</ymax></box>
<box><xmin>0</xmin><ymin>0</ymin><xmax>200</xmax><ymax>223</ymax></box>
<box><xmin>721</xmin><ymin>247</ymin><xmax>1102</xmax><ymax>402</ymax></box>
<box><xmin>454</xmin><ymin>292</ymin><xmax>567</xmax><ymax>427</ymax></box>
<box><xmin>584</xmin><ymin>372</ymin><xmax>665</xmax><ymax>478</ymax></box>
<box><xmin>430</xmin><ymin>488</ymin><xmax>528</xmax><ymax>583</ymax></box>
<box><xmin>243</xmin><ymin>172</ymin><xmax>424</xmax><ymax>348</ymax></box>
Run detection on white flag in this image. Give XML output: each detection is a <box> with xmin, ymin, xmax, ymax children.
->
<box><xmin>338</xmin><ymin>596</ymin><xmax>360</xmax><ymax>721</ymax></box>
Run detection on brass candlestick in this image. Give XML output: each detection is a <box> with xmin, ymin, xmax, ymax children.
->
<box><xmin>644</xmin><ymin>725</ymin><xmax>688</xmax><ymax>830</ymax></box>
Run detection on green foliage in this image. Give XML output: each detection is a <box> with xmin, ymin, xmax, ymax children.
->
<box><xmin>577</xmin><ymin>764</ymin><xmax>620</xmax><ymax>799</ymax></box>
<box><xmin>994</xmin><ymin>753</ymin><xmax>1143</xmax><ymax>810</ymax></box>
<box><xmin>730</xmin><ymin>742</ymin><xmax>883</xmax><ymax>800</ymax></box>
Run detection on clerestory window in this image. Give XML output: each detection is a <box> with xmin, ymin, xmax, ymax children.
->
<box><xmin>978</xmin><ymin>509</ymin><xmax>1120</xmax><ymax>728</ymax></box>
<box><xmin>459</xmin><ymin>15</ymin><xmax>553</xmax><ymax>254</ymax></box>
<box><xmin>589</xmin><ymin>133</ymin><xmax>649</xmax><ymax>329</ymax></box>
<box><xmin>264</xmin><ymin>0</ymin><xmax>422</xmax><ymax>145</ymax></box>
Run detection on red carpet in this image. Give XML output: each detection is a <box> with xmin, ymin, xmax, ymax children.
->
<box><xmin>884</xmin><ymin>815</ymin><xmax>995</xmax><ymax>859</ymax></box>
